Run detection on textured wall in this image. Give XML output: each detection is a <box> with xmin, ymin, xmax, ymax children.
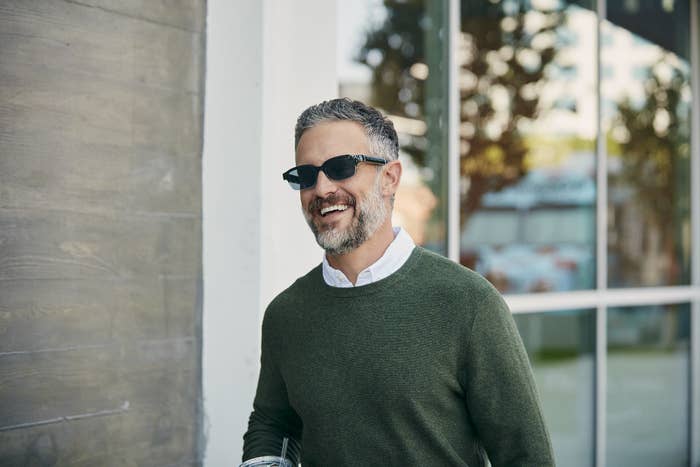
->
<box><xmin>0</xmin><ymin>1</ymin><xmax>205</xmax><ymax>465</ymax></box>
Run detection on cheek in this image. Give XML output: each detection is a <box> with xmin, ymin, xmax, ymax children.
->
<box><xmin>300</xmin><ymin>193</ymin><xmax>312</xmax><ymax>210</ymax></box>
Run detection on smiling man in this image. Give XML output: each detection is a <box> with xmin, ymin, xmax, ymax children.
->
<box><xmin>241</xmin><ymin>98</ymin><xmax>554</xmax><ymax>467</ymax></box>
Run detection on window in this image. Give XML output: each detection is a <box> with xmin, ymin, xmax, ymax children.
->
<box><xmin>337</xmin><ymin>0</ymin><xmax>449</xmax><ymax>255</ymax></box>
<box><xmin>338</xmin><ymin>1</ymin><xmax>699</xmax><ymax>464</ymax></box>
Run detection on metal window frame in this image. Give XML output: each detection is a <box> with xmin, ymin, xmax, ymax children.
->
<box><xmin>690</xmin><ymin>1</ymin><xmax>700</xmax><ymax>465</ymax></box>
<box><xmin>447</xmin><ymin>0</ymin><xmax>460</xmax><ymax>263</ymax></box>
<box><xmin>445</xmin><ymin>1</ymin><xmax>700</xmax><ymax>466</ymax></box>
<box><xmin>594</xmin><ymin>1</ymin><xmax>608</xmax><ymax>464</ymax></box>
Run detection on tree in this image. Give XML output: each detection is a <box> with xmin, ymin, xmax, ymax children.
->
<box><xmin>356</xmin><ymin>0</ymin><xmax>565</xmax><ymax>225</ymax></box>
<box><xmin>610</xmin><ymin>54</ymin><xmax>691</xmax><ymax>286</ymax></box>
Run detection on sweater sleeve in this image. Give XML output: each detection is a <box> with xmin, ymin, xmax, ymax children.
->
<box><xmin>462</xmin><ymin>286</ymin><xmax>555</xmax><ymax>467</ymax></box>
<box><xmin>242</xmin><ymin>311</ymin><xmax>303</xmax><ymax>464</ymax></box>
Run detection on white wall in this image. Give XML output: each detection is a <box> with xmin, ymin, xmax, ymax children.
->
<box><xmin>202</xmin><ymin>1</ymin><xmax>336</xmax><ymax>465</ymax></box>
<box><xmin>202</xmin><ymin>0</ymin><xmax>263</xmax><ymax>464</ymax></box>
<box><xmin>259</xmin><ymin>0</ymin><xmax>338</xmax><ymax>311</ymax></box>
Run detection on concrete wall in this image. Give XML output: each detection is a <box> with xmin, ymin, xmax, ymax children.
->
<box><xmin>202</xmin><ymin>0</ymin><xmax>337</xmax><ymax>465</ymax></box>
<box><xmin>0</xmin><ymin>0</ymin><xmax>205</xmax><ymax>465</ymax></box>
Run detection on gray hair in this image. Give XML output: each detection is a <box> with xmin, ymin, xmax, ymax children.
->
<box><xmin>294</xmin><ymin>98</ymin><xmax>399</xmax><ymax>161</ymax></box>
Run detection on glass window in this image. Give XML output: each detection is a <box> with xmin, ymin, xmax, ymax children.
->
<box><xmin>604</xmin><ymin>1</ymin><xmax>692</xmax><ymax>287</ymax></box>
<box><xmin>607</xmin><ymin>304</ymin><xmax>690</xmax><ymax>466</ymax></box>
<box><xmin>459</xmin><ymin>0</ymin><xmax>597</xmax><ymax>294</ymax></box>
<box><xmin>337</xmin><ymin>1</ymin><xmax>700</xmax><ymax>464</ymax></box>
<box><xmin>337</xmin><ymin>0</ymin><xmax>449</xmax><ymax>254</ymax></box>
<box><xmin>514</xmin><ymin>309</ymin><xmax>595</xmax><ymax>467</ymax></box>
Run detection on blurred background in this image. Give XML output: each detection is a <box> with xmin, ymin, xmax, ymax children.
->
<box><xmin>1</xmin><ymin>0</ymin><xmax>699</xmax><ymax>466</ymax></box>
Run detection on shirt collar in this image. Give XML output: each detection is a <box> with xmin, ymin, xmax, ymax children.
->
<box><xmin>322</xmin><ymin>227</ymin><xmax>416</xmax><ymax>288</ymax></box>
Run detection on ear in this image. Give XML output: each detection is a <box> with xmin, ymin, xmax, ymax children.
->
<box><xmin>381</xmin><ymin>160</ymin><xmax>402</xmax><ymax>197</ymax></box>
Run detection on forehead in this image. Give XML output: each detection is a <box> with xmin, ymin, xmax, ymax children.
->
<box><xmin>295</xmin><ymin>120</ymin><xmax>370</xmax><ymax>165</ymax></box>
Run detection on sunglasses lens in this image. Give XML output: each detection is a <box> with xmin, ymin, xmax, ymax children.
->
<box><xmin>296</xmin><ymin>165</ymin><xmax>319</xmax><ymax>189</ymax></box>
<box><xmin>283</xmin><ymin>156</ymin><xmax>364</xmax><ymax>190</ymax></box>
<box><xmin>282</xmin><ymin>168</ymin><xmax>301</xmax><ymax>190</ymax></box>
<box><xmin>324</xmin><ymin>156</ymin><xmax>357</xmax><ymax>181</ymax></box>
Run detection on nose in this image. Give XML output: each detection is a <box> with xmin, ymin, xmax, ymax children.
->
<box><xmin>312</xmin><ymin>169</ymin><xmax>338</xmax><ymax>198</ymax></box>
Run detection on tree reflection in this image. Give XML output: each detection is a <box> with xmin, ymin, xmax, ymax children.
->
<box><xmin>458</xmin><ymin>1</ymin><xmax>563</xmax><ymax>223</ymax></box>
<box><xmin>356</xmin><ymin>0</ymin><xmax>565</xmax><ymax>225</ymax></box>
<box><xmin>609</xmin><ymin>53</ymin><xmax>691</xmax><ymax>286</ymax></box>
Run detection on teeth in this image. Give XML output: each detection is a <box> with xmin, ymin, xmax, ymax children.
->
<box><xmin>320</xmin><ymin>204</ymin><xmax>349</xmax><ymax>215</ymax></box>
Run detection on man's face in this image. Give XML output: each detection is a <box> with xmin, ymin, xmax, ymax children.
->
<box><xmin>295</xmin><ymin>121</ymin><xmax>389</xmax><ymax>255</ymax></box>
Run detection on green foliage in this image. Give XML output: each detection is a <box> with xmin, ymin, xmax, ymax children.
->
<box><xmin>356</xmin><ymin>0</ymin><xmax>566</xmax><ymax>224</ymax></box>
<box><xmin>612</xmin><ymin>57</ymin><xmax>691</xmax><ymax>224</ymax></box>
<box><xmin>608</xmin><ymin>53</ymin><xmax>691</xmax><ymax>285</ymax></box>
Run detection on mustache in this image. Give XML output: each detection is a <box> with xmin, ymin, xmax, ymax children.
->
<box><xmin>307</xmin><ymin>194</ymin><xmax>356</xmax><ymax>214</ymax></box>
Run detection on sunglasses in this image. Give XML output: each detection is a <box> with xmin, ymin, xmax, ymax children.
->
<box><xmin>282</xmin><ymin>154</ymin><xmax>387</xmax><ymax>190</ymax></box>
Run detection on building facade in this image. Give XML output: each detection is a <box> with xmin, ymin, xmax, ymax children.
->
<box><xmin>0</xmin><ymin>1</ymin><xmax>205</xmax><ymax>465</ymax></box>
<box><xmin>207</xmin><ymin>1</ymin><xmax>700</xmax><ymax>466</ymax></box>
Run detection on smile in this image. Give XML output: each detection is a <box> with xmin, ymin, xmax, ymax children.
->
<box><xmin>320</xmin><ymin>204</ymin><xmax>350</xmax><ymax>216</ymax></box>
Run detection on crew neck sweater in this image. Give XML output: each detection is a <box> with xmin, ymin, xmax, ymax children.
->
<box><xmin>243</xmin><ymin>247</ymin><xmax>554</xmax><ymax>466</ymax></box>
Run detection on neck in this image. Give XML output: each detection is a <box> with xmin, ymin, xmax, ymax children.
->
<box><xmin>326</xmin><ymin>221</ymin><xmax>396</xmax><ymax>285</ymax></box>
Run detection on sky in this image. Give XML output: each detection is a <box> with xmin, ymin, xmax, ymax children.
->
<box><xmin>336</xmin><ymin>0</ymin><xmax>386</xmax><ymax>83</ymax></box>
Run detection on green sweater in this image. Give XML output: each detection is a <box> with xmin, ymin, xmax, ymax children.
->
<box><xmin>243</xmin><ymin>247</ymin><xmax>554</xmax><ymax>466</ymax></box>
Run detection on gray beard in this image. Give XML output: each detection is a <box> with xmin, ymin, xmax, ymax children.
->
<box><xmin>304</xmin><ymin>176</ymin><xmax>388</xmax><ymax>256</ymax></box>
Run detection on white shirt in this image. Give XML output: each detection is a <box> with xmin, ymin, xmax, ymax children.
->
<box><xmin>322</xmin><ymin>227</ymin><xmax>416</xmax><ymax>287</ymax></box>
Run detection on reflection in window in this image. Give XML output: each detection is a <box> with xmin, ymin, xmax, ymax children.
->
<box><xmin>337</xmin><ymin>0</ymin><xmax>449</xmax><ymax>254</ymax></box>
<box><xmin>607</xmin><ymin>304</ymin><xmax>690</xmax><ymax>466</ymax></box>
<box><xmin>514</xmin><ymin>309</ymin><xmax>595</xmax><ymax>467</ymax></box>
<box><xmin>604</xmin><ymin>1</ymin><xmax>692</xmax><ymax>287</ymax></box>
<box><xmin>459</xmin><ymin>0</ymin><xmax>597</xmax><ymax>294</ymax></box>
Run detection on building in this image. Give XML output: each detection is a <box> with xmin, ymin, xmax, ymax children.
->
<box><xmin>215</xmin><ymin>1</ymin><xmax>700</xmax><ymax>466</ymax></box>
<box><xmin>1</xmin><ymin>1</ymin><xmax>698</xmax><ymax>466</ymax></box>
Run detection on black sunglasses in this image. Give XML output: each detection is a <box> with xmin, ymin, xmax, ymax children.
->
<box><xmin>282</xmin><ymin>154</ymin><xmax>388</xmax><ymax>190</ymax></box>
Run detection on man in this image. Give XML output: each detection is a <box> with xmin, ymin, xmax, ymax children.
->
<box><xmin>242</xmin><ymin>98</ymin><xmax>554</xmax><ymax>466</ymax></box>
